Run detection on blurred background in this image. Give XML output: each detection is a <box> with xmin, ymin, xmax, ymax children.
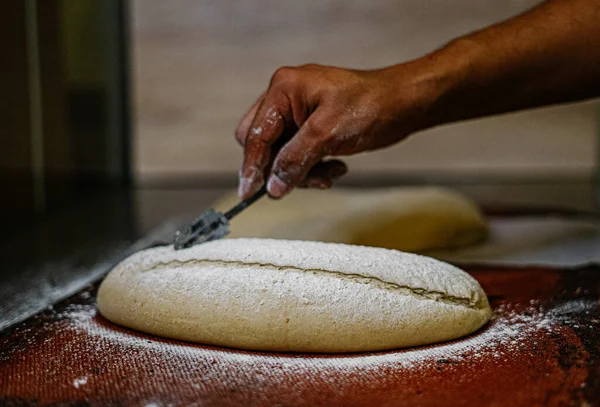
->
<box><xmin>132</xmin><ymin>0</ymin><xmax>597</xmax><ymax>185</ymax></box>
<box><xmin>2</xmin><ymin>0</ymin><xmax>599</xmax><ymax>234</ymax></box>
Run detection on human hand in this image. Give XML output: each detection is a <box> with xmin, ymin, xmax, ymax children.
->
<box><xmin>236</xmin><ymin>63</ymin><xmax>438</xmax><ymax>199</ymax></box>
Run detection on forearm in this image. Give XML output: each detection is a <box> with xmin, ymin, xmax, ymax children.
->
<box><xmin>397</xmin><ymin>0</ymin><xmax>600</xmax><ymax>128</ymax></box>
<box><xmin>235</xmin><ymin>0</ymin><xmax>600</xmax><ymax>198</ymax></box>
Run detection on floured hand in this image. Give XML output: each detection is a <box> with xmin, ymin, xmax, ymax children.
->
<box><xmin>235</xmin><ymin>63</ymin><xmax>439</xmax><ymax>199</ymax></box>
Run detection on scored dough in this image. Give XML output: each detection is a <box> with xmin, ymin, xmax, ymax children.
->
<box><xmin>214</xmin><ymin>187</ymin><xmax>488</xmax><ymax>253</ymax></box>
<box><xmin>98</xmin><ymin>238</ymin><xmax>491</xmax><ymax>353</ymax></box>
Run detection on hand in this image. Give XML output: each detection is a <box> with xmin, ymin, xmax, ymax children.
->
<box><xmin>235</xmin><ymin>63</ymin><xmax>438</xmax><ymax>199</ymax></box>
<box><xmin>236</xmin><ymin>0</ymin><xmax>600</xmax><ymax>200</ymax></box>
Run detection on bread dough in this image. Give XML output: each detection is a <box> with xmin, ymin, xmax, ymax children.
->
<box><xmin>214</xmin><ymin>187</ymin><xmax>488</xmax><ymax>253</ymax></box>
<box><xmin>98</xmin><ymin>238</ymin><xmax>491</xmax><ymax>353</ymax></box>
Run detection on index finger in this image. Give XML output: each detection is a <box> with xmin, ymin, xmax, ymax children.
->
<box><xmin>238</xmin><ymin>93</ymin><xmax>291</xmax><ymax>199</ymax></box>
<box><xmin>235</xmin><ymin>91</ymin><xmax>265</xmax><ymax>146</ymax></box>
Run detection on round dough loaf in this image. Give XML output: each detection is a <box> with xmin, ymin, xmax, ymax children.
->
<box><xmin>213</xmin><ymin>187</ymin><xmax>488</xmax><ymax>253</ymax></box>
<box><xmin>98</xmin><ymin>239</ymin><xmax>491</xmax><ymax>353</ymax></box>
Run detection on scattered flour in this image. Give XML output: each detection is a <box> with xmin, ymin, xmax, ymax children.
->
<box><xmin>72</xmin><ymin>377</ymin><xmax>88</xmax><ymax>389</ymax></box>
<box><xmin>51</xmin><ymin>297</ymin><xmax>586</xmax><ymax>372</ymax></box>
<box><xmin>4</xmin><ymin>294</ymin><xmax>596</xmax><ymax>405</ymax></box>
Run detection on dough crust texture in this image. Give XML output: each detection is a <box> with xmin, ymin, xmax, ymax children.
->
<box><xmin>214</xmin><ymin>187</ymin><xmax>488</xmax><ymax>253</ymax></box>
<box><xmin>98</xmin><ymin>238</ymin><xmax>491</xmax><ymax>353</ymax></box>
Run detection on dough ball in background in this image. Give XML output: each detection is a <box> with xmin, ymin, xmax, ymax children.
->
<box><xmin>214</xmin><ymin>187</ymin><xmax>488</xmax><ymax>253</ymax></box>
<box><xmin>98</xmin><ymin>239</ymin><xmax>492</xmax><ymax>353</ymax></box>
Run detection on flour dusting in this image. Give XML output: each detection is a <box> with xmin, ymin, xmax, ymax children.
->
<box><xmin>3</xmin><ymin>288</ymin><xmax>596</xmax><ymax>406</ymax></box>
<box><xmin>72</xmin><ymin>377</ymin><xmax>88</xmax><ymax>389</ymax></box>
<box><xmin>52</xmin><ymin>297</ymin><xmax>590</xmax><ymax>373</ymax></box>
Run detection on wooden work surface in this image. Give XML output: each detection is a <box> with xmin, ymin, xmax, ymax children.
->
<box><xmin>1</xmin><ymin>263</ymin><xmax>600</xmax><ymax>406</ymax></box>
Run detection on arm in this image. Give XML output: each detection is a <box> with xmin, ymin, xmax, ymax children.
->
<box><xmin>422</xmin><ymin>0</ymin><xmax>600</xmax><ymax>126</ymax></box>
<box><xmin>237</xmin><ymin>0</ymin><xmax>600</xmax><ymax>199</ymax></box>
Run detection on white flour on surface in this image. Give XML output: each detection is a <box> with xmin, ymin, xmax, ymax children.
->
<box><xmin>3</xmin><ymin>292</ymin><xmax>596</xmax><ymax>407</ymax></box>
<box><xmin>49</xmin><ymin>297</ymin><xmax>593</xmax><ymax>372</ymax></box>
<box><xmin>72</xmin><ymin>377</ymin><xmax>88</xmax><ymax>389</ymax></box>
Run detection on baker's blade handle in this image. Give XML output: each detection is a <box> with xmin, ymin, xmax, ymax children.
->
<box><xmin>224</xmin><ymin>185</ymin><xmax>267</xmax><ymax>220</ymax></box>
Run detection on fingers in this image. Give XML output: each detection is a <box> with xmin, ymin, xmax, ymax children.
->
<box><xmin>235</xmin><ymin>92</ymin><xmax>265</xmax><ymax>146</ymax></box>
<box><xmin>238</xmin><ymin>65</ymin><xmax>343</xmax><ymax>199</ymax></box>
<box><xmin>238</xmin><ymin>93</ymin><xmax>291</xmax><ymax>198</ymax></box>
<box><xmin>298</xmin><ymin>159</ymin><xmax>348</xmax><ymax>189</ymax></box>
<box><xmin>266</xmin><ymin>116</ymin><xmax>329</xmax><ymax>199</ymax></box>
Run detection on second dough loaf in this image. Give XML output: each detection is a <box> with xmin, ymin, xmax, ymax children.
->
<box><xmin>214</xmin><ymin>187</ymin><xmax>488</xmax><ymax>253</ymax></box>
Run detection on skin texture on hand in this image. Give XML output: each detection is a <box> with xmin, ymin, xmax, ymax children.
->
<box><xmin>236</xmin><ymin>64</ymin><xmax>441</xmax><ymax>198</ymax></box>
<box><xmin>236</xmin><ymin>0</ymin><xmax>600</xmax><ymax>199</ymax></box>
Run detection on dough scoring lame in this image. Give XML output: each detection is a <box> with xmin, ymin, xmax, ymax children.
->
<box><xmin>98</xmin><ymin>238</ymin><xmax>491</xmax><ymax>353</ymax></box>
